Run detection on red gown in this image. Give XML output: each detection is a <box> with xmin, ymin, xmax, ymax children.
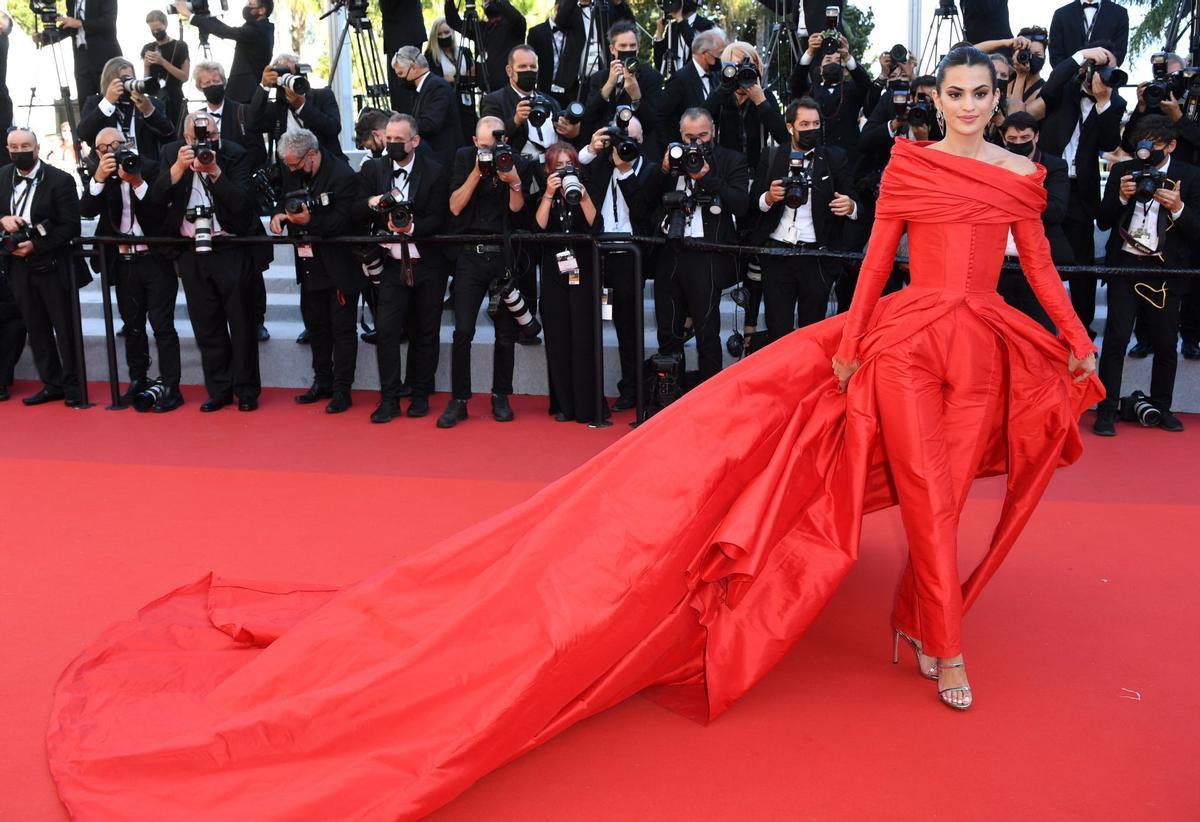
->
<box><xmin>46</xmin><ymin>141</ymin><xmax>1103</xmax><ymax>820</ymax></box>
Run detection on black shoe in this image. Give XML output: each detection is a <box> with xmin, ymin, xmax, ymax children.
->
<box><xmin>516</xmin><ymin>335</ymin><xmax>542</xmax><ymax>346</ymax></box>
<box><xmin>116</xmin><ymin>323</ymin><xmax>128</xmax><ymax>338</ymax></box>
<box><xmin>437</xmin><ymin>398</ymin><xmax>468</xmax><ymax>429</ymax></box>
<box><xmin>296</xmin><ymin>329</ymin><xmax>310</xmax><ymax>344</ymax></box>
<box><xmin>258</xmin><ymin>324</ymin><xmax>271</xmax><ymax>342</ymax></box>
<box><xmin>0</xmin><ymin>386</ymin><xmax>9</xmax><ymax>402</ymax></box>
<box><xmin>22</xmin><ymin>387</ymin><xmax>65</xmax><ymax>406</ymax></box>
<box><xmin>295</xmin><ymin>384</ymin><xmax>333</xmax><ymax>404</ymax></box>
<box><xmin>371</xmin><ymin>398</ymin><xmax>400</xmax><ymax>423</ymax></box>
<box><xmin>237</xmin><ymin>397</ymin><xmax>258</xmax><ymax>412</ymax></box>
<box><xmin>120</xmin><ymin>379</ymin><xmax>151</xmax><ymax>407</ymax></box>
<box><xmin>397</xmin><ymin>382</ymin><xmax>412</xmax><ymax>397</ymax></box>
<box><xmin>1128</xmin><ymin>341</ymin><xmax>1152</xmax><ymax>359</ymax></box>
<box><xmin>612</xmin><ymin>395</ymin><xmax>637</xmax><ymax>412</ymax></box>
<box><xmin>1182</xmin><ymin>341</ymin><xmax>1200</xmax><ymax>360</ymax></box>
<box><xmin>1093</xmin><ymin>409</ymin><xmax>1117</xmax><ymax>437</ymax></box>
<box><xmin>491</xmin><ymin>392</ymin><xmax>514</xmax><ymax>422</ymax></box>
<box><xmin>325</xmin><ymin>392</ymin><xmax>352</xmax><ymax>414</ymax></box>
<box><xmin>200</xmin><ymin>396</ymin><xmax>232</xmax><ymax>412</ymax></box>
<box><xmin>360</xmin><ymin>329</ymin><xmax>377</xmax><ymax>345</ymax></box>
<box><xmin>406</xmin><ymin>395</ymin><xmax>429</xmax><ymax>418</ymax></box>
<box><xmin>153</xmin><ymin>387</ymin><xmax>184</xmax><ymax>413</ymax></box>
<box><xmin>1158</xmin><ymin>409</ymin><xmax>1185</xmax><ymax>432</ymax></box>
<box><xmin>554</xmin><ymin>411</ymin><xmax>573</xmax><ymax>422</ymax></box>
<box><xmin>64</xmin><ymin>396</ymin><xmax>86</xmax><ymax>408</ymax></box>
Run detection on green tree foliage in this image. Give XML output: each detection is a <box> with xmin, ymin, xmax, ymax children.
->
<box><xmin>1125</xmin><ymin>0</ymin><xmax>1196</xmax><ymax>60</ymax></box>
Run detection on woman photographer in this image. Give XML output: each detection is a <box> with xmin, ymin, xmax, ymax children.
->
<box><xmin>424</xmin><ymin>16</ymin><xmax>476</xmax><ymax>144</ymax></box>
<box><xmin>533</xmin><ymin>141</ymin><xmax>604</xmax><ymax>424</ymax></box>
<box><xmin>703</xmin><ymin>41</ymin><xmax>788</xmax><ymax>171</ymax></box>
<box><xmin>976</xmin><ymin>26</ymin><xmax>1048</xmax><ymax>120</ymax></box>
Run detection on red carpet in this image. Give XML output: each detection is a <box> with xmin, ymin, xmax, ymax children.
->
<box><xmin>2</xmin><ymin>382</ymin><xmax>1197</xmax><ymax>821</ymax></box>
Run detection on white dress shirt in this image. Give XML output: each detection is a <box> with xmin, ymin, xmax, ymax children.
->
<box><xmin>756</xmin><ymin>151</ymin><xmax>858</xmax><ymax>244</ymax></box>
<box><xmin>89</xmin><ymin>175</ymin><xmax>150</xmax><ymax>251</ymax></box>
<box><xmin>10</xmin><ymin>161</ymin><xmax>41</xmax><ymax>222</ymax></box>
<box><xmin>1063</xmin><ymin>51</ymin><xmax>1110</xmax><ymax>178</ymax></box>
<box><xmin>600</xmin><ymin>159</ymin><xmax>642</xmax><ymax>235</ymax></box>
<box><xmin>1119</xmin><ymin>156</ymin><xmax>1182</xmax><ymax>256</ymax></box>
<box><xmin>383</xmin><ymin>159</ymin><xmax>419</xmax><ymax>260</ymax></box>
<box><xmin>179</xmin><ymin>172</ymin><xmax>224</xmax><ymax>237</ymax></box>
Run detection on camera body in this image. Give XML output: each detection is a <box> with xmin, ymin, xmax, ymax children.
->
<box><xmin>1144</xmin><ymin>54</ymin><xmax>1190</xmax><ymax>108</ymax></box>
<box><xmin>720</xmin><ymin>57</ymin><xmax>760</xmax><ymax>91</ymax></box>
<box><xmin>657</xmin><ymin>0</ymin><xmax>684</xmax><ymax>14</ymax></box>
<box><xmin>283</xmin><ymin>189</ymin><xmax>331</xmax><ymax>215</ymax></box>
<box><xmin>169</xmin><ymin>0</ymin><xmax>212</xmax><ymax>16</ymax></box>
<box><xmin>191</xmin><ymin>115</ymin><xmax>219</xmax><ymax>166</ymax></box>
<box><xmin>29</xmin><ymin>0</ymin><xmax>68</xmax><ymax>44</ymax></box>
<box><xmin>113</xmin><ymin>146</ymin><xmax>143</xmax><ymax>175</ymax></box>
<box><xmin>272</xmin><ymin>63</ymin><xmax>312</xmax><ymax>95</ymax></box>
<box><xmin>555</xmin><ymin>164</ymin><xmax>585</xmax><ymax>206</ymax></box>
<box><xmin>908</xmin><ymin>93</ymin><xmax>934</xmax><ymax>128</ymax></box>
<box><xmin>890</xmin><ymin>80</ymin><xmax>911</xmax><ymax>119</ymax></box>
<box><xmin>527</xmin><ymin>92</ymin><xmax>555</xmax><ymax>128</ymax></box>
<box><xmin>783</xmin><ymin>151</ymin><xmax>811</xmax><ymax>209</ymax></box>
<box><xmin>253</xmin><ymin>165</ymin><xmax>282</xmax><ymax>212</ymax></box>
<box><xmin>372</xmin><ymin>189</ymin><xmax>415</xmax><ymax>229</ymax></box>
<box><xmin>184</xmin><ymin>204</ymin><xmax>215</xmax><ymax>254</ymax></box>
<box><xmin>1119</xmin><ymin>390</ymin><xmax>1162</xmax><ymax>427</ymax></box>
<box><xmin>665</xmin><ymin>140</ymin><xmax>706</xmax><ymax>176</ymax></box>
<box><xmin>1130</xmin><ymin>139</ymin><xmax>1169</xmax><ymax>204</ymax></box>
<box><xmin>605</xmin><ymin>106</ymin><xmax>641</xmax><ymax>162</ymax></box>
<box><xmin>0</xmin><ymin>221</ymin><xmax>48</xmax><ymax>254</ymax></box>
<box><xmin>1083</xmin><ymin>59</ymin><xmax>1128</xmax><ymax>91</ymax></box>
<box><xmin>477</xmin><ymin>130</ymin><xmax>515</xmax><ymax>177</ymax></box>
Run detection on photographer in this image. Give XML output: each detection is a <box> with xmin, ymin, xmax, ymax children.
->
<box><xmin>150</xmin><ymin>112</ymin><xmax>260</xmax><ymax>412</ymax></box>
<box><xmin>1126</xmin><ymin>54</ymin><xmax>1200</xmax><ymax>166</ymax></box>
<box><xmin>858</xmin><ymin>74</ymin><xmax>941</xmax><ymax>183</ymax></box>
<box><xmin>1049</xmin><ymin>0</ymin><xmax>1128</xmax><ymax>68</ymax></box>
<box><xmin>80</xmin><ymin>126</ymin><xmax>184</xmax><ymax>412</ymax></box>
<box><xmin>977</xmin><ymin>26</ymin><xmax>1049</xmax><ymax>120</ymax></box>
<box><xmin>142</xmin><ymin>10</ymin><xmax>191</xmax><ymax>131</ymax></box>
<box><xmin>660</xmin><ymin>29</ymin><xmax>726</xmax><ymax>145</ymax></box>
<box><xmin>392</xmin><ymin>46</ymin><xmax>463</xmax><ymax>170</ymax></box>
<box><xmin>194</xmin><ymin>61</ymin><xmax>267</xmax><ymax>170</ymax></box>
<box><xmin>444</xmin><ymin>0</ymin><xmax>527</xmax><ymax>95</ymax></box>
<box><xmin>864</xmin><ymin>45</ymin><xmax>915</xmax><ymax>118</ymax></box>
<box><xmin>269</xmin><ymin>129</ymin><xmax>361</xmax><ymax>414</ymax></box>
<box><xmin>480</xmin><ymin>45</ymin><xmax>582</xmax><ymax>162</ymax></box>
<box><xmin>581</xmin><ymin>115</ymin><xmax>654</xmax><ymax>410</ymax></box>
<box><xmin>552</xmin><ymin>0</ymin><xmax>635</xmax><ymax>104</ymax></box>
<box><xmin>356</xmin><ymin>113</ymin><xmax>450</xmax><ymax>423</ymax></box>
<box><xmin>1</xmin><ymin>127</ymin><xmax>85</xmax><ymax>407</ymax></box>
<box><xmin>644</xmin><ymin>107</ymin><xmax>749</xmax><ymax>383</ymax></box>
<box><xmin>985</xmin><ymin>53</ymin><xmax>1014</xmax><ymax>144</ymax></box>
<box><xmin>35</xmin><ymin>0</ymin><xmax>122</xmax><ymax>104</ymax></box>
<box><xmin>424</xmin><ymin>17</ymin><xmax>476</xmax><ymax>144</ymax></box>
<box><xmin>789</xmin><ymin>32</ymin><xmax>868</xmax><ymax>163</ymax></box>
<box><xmin>380</xmin><ymin>0</ymin><xmax>427</xmax><ymax>110</ymax></box>
<box><xmin>652</xmin><ymin>1</ymin><xmax>715</xmax><ymax>79</ymax></box>
<box><xmin>0</xmin><ymin>11</ymin><xmax>12</xmax><ymax>166</ymax></box>
<box><xmin>440</xmin><ymin>115</ymin><xmax>536</xmax><ymax>429</ymax></box>
<box><xmin>582</xmin><ymin>21</ymin><xmax>665</xmax><ymax>157</ymax></box>
<box><xmin>1093</xmin><ymin>115</ymin><xmax>1199</xmax><ymax>436</ymax></box>
<box><xmin>249</xmin><ymin>54</ymin><xmax>347</xmax><ymax>161</ymax></box>
<box><xmin>703</xmin><ymin>41</ymin><xmax>787</xmax><ymax>172</ymax></box>
<box><xmin>354</xmin><ymin>107</ymin><xmax>393</xmax><ymax>161</ymax></box>
<box><xmin>78</xmin><ymin>57</ymin><xmax>176</xmax><ymax>159</ymax></box>
<box><xmin>533</xmin><ymin>142</ymin><xmax>602</xmax><ymax>423</ymax></box>
<box><xmin>1038</xmin><ymin>43</ymin><xmax>1125</xmax><ymax>336</ymax></box>
<box><xmin>175</xmin><ymin>0</ymin><xmax>274</xmax><ymax>104</ymax></box>
<box><xmin>749</xmin><ymin>98</ymin><xmax>857</xmax><ymax>343</ymax></box>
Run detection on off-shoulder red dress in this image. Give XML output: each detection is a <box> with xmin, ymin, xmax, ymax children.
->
<box><xmin>46</xmin><ymin>141</ymin><xmax>1104</xmax><ymax>820</ymax></box>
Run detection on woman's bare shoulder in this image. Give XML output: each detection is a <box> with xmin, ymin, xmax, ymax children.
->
<box><xmin>982</xmin><ymin>142</ymin><xmax>1038</xmax><ymax>177</ymax></box>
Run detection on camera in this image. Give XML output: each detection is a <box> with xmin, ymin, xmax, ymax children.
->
<box><xmin>185</xmin><ymin>205</ymin><xmax>215</xmax><ymax>254</ymax></box>
<box><xmin>477</xmin><ymin>130</ymin><xmax>515</xmax><ymax>177</ymax></box>
<box><xmin>131</xmin><ymin>380</ymin><xmax>169</xmax><ymax>413</ymax></box>
<box><xmin>372</xmin><ymin>189</ymin><xmax>414</xmax><ymax>229</ymax></box>
<box><xmin>121</xmin><ymin>77</ymin><xmax>161</xmax><ymax>97</ymax></box>
<box><xmin>1144</xmin><ymin>54</ymin><xmax>1189</xmax><ymax>108</ymax></box>
<box><xmin>283</xmin><ymin>189</ymin><xmax>332</xmax><ymax>215</ymax></box>
<box><xmin>657</xmin><ymin>0</ymin><xmax>684</xmax><ymax>14</ymax></box>
<box><xmin>0</xmin><ymin>221</ymin><xmax>48</xmax><ymax>254</ymax></box>
<box><xmin>527</xmin><ymin>93</ymin><xmax>556</xmax><ymax>128</ymax></box>
<box><xmin>169</xmin><ymin>0</ymin><xmax>212</xmax><ymax>15</ymax></box>
<box><xmin>908</xmin><ymin>93</ymin><xmax>934</xmax><ymax>128</ymax></box>
<box><xmin>890</xmin><ymin>82</ymin><xmax>910</xmax><ymax>119</ymax></box>
<box><xmin>888</xmin><ymin>44</ymin><xmax>909</xmax><ymax>65</ymax></box>
<box><xmin>1083</xmin><ymin>59</ymin><xmax>1127</xmax><ymax>91</ymax></box>
<box><xmin>487</xmin><ymin>273</ymin><xmax>542</xmax><ymax>338</ymax></box>
<box><xmin>29</xmin><ymin>0</ymin><xmax>68</xmax><ymax>44</ymax></box>
<box><xmin>935</xmin><ymin>0</ymin><xmax>957</xmax><ymax>17</ymax></box>
<box><xmin>113</xmin><ymin>147</ymin><xmax>143</xmax><ymax>175</ymax></box>
<box><xmin>666</xmin><ymin>141</ymin><xmax>706</xmax><ymax>175</ymax></box>
<box><xmin>719</xmin><ymin>57</ymin><xmax>759</xmax><ymax>90</ymax></box>
<box><xmin>647</xmin><ymin>351</ymin><xmax>684</xmax><ymax>418</ymax></box>
<box><xmin>821</xmin><ymin>5</ymin><xmax>841</xmax><ymax>56</ymax></box>
<box><xmin>253</xmin><ymin>164</ymin><xmax>282</xmax><ymax>212</ymax></box>
<box><xmin>555</xmin><ymin>164</ymin><xmax>585</xmax><ymax>206</ymax></box>
<box><xmin>604</xmin><ymin>106</ymin><xmax>641</xmax><ymax>162</ymax></box>
<box><xmin>271</xmin><ymin>63</ymin><xmax>312</xmax><ymax>95</ymax></box>
<box><xmin>1119</xmin><ymin>390</ymin><xmax>1162</xmax><ymax>428</ymax></box>
<box><xmin>191</xmin><ymin>115</ymin><xmax>218</xmax><ymax>166</ymax></box>
<box><xmin>1015</xmin><ymin>28</ymin><xmax>1046</xmax><ymax>68</ymax></box>
<box><xmin>561</xmin><ymin>100</ymin><xmax>585</xmax><ymax>125</ymax></box>
<box><xmin>782</xmin><ymin>151</ymin><xmax>811</xmax><ymax>209</ymax></box>
<box><xmin>1130</xmin><ymin>140</ymin><xmax>1169</xmax><ymax>204</ymax></box>
<box><xmin>353</xmin><ymin>242</ymin><xmax>386</xmax><ymax>285</ymax></box>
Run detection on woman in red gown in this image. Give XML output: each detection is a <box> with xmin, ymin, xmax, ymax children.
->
<box><xmin>46</xmin><ymin>48</ymin><xmax>1101</xmax><ymax>820</ymax></box>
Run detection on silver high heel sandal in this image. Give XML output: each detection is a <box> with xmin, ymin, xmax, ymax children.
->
<box><xmin>892</xmin><ymin>629</ymin><xmax>938</xmax><ymax>680</ymax></box>
<box><xmin>937</xmin><ymin>660</ymin><xmax>974</xmax><ymax>711</ymax></box>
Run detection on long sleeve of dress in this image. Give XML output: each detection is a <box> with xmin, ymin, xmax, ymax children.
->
<box><xmin>1010</xmin><ymin>217</ymin><xmax>1097</xmax><ymax>358</ymax></box>
<box><xmin>834</xmin><ymin>216</ymin><xmax>905</xmax><ymax>363</ymax></box>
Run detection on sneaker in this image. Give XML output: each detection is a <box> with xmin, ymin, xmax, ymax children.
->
<box><xmin>437</xmin><ymin>398</ymin><xmax>468</xmax><ymax>429</ymax></box>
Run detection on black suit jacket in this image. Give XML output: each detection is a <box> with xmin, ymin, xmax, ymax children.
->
<box><xmin>199</xmin><ymin>98</ymin><xmax>268</xmax><ymax>171</ymax></box>
<box><xmin>643</xmin><ymin>143</ymin><xmax>750</xmax><ymax>246</ymax></box>
<box><xmin>247</xmin><ymin>85</ymin><xmax>347</xmax><ymax>161</ymax></box>
<box><xmin>552</xmin><ymin>0</ymin><xmax>635</xmax><ymax>94</ymax></box>
<box><xmin>962</xmin><ymin>0</ymin><xmax>1013</xmax><ymax>45</ymax></box>
<box><xmin>0</xmin><ymin>162</ymin><xmax>83</xmax><ymax>281</ymax></box>
<box><xmin>660</xmin><ymin>60</ymin><xmax>715</xmax><ymax>144</ymax></box>
<box><xmin>1038</xmin><ymin>55</ymin><xmax>1125</xmax><ymax>216</ymax></box>
<box><xmin>66</xmin><ymin>0</ymin><xmax>121</xmax><ymax>75</ymax></box>
<box><xmin>748</xmin><ymin>143</ymin><xmax>857</xmax><ymax>249</ymax></box>
<box><xmin>272</xmin><ymin>150</ymin><xmax>361</xmax><ymax>295</ymax></box>
<box><xmin>583</xmin><ymin>64</ymin><xmax>666</xmax><ymax>156</ymax></box>
<box><xmin>356</xmin><ymin>151</ymin><xmax>451</xmax><ymax>274</ymax></box>
<box><xmin>790</xmin><ymin>63</ymin><xmax>871</xmax><ymax>158</ymax></box>
<box><xmin>526</xmin><ymin>20</ymin><xmax>558</xmax><ymax>97</ymax></box>
<box><xmin>380</xmin><ymin>0</ymin><xmax>425</xmax><ymax>53</ymax></box>
<box><xmin>79</xmin><ymin>156</ymin><xmax>163</xmax><ymax>273</ymax></box>
<box><xmin>407</xmin><ymin>73</ymin><xmax>463</xmax><ymax>170</ymax></box>
<box><xmin>191</xmin><ymin>16</ymin><xmax>274</xmax><ymax>103</ymax></box>
<box><xmin>1049</xmin><ymin>0</ymin><xmax>1129</xmax><ymax>68</ymax></box>
<box><xmin>1036</xmin><ymin>149</ymin><xmax>1074</xmax><ymax>266</ymax></box>
<box><xmin>652</xmin><ymin>14</ymin><xmax>714</xmax><ymax>76</ymax></box>
<box><xmin>479</xmin><ymin>84</ymin><xmax>564</xmax><ymax>156</ymax></box>
<box><xmin>448</xmin><ymin>146</ymin><xmax>538</xmax><ymax>237</ymax></box>
<box><xmin>1098</xmin><ymin>156</ymin><xmax>1200</xmax><ymax>293</ymax></box>
<box><xmin>583</xmin><ymin>153</ymin><xmax>656</xmax><ymax>235</ymax></box>
<box><xmin>704</xmin><ymin>86</ymin><xmax>789</xmax><ymax>172</ymax></box>
<box><xmin>78</xmin><ymin>94</ymin><xmax>175</xmax><ymax>160</ymax></box>
<box><xmin>444</xmin><ymin>0</ymin><xmax>526</xmax><ymax>94</ymax></box>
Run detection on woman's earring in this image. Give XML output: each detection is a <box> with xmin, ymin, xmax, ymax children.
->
<box><xmin>936</xmin><ymin>108</ymin><xmax>946</xmax><ymax>130</ymax></box>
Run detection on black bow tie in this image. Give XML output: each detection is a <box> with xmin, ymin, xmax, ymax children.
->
<box><xmin>393</xmin><ymin>167</ymin><xmax>409</xmax><ymax>180</ymax></box>
<box><xmin>1082</xmin><ymin>1</ymin><xmax>1098</xmax><ymax>7</ymax></box>
<box><xmin>13</xmin><ymin>175</ymin><xmax>30</xmax><ymax>187</ymax></box>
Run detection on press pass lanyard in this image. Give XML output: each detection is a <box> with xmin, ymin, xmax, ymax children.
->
<box><xmin>10</xmin><ymin>171</ymin><xmax>36</xmax><ymax>219</ymax></box>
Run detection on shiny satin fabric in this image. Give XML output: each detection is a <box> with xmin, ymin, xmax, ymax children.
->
<box><xmin>46</xmin><ymin>141</ymin><xmax>1105</xmax><ymax>820</ymax></box>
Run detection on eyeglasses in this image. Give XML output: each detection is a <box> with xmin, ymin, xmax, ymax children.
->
<box><xmin>97</xmin><ymin>140</ymin><xmax>126</xmax><ymax>153</ymax></box>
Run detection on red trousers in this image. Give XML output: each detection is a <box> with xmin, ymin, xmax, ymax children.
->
<box><xmin>874</xmin><ymin>305</ymin><xmax>1004</xmax><ymax>658</ymax></box>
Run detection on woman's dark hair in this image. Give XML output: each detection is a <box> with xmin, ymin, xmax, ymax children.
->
<box><xmin>935</xmin><ymin>46</ymin><xmax>997</xmax><ymax>90</ymax></box>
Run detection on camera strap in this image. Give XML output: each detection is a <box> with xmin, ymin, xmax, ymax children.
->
<box><xmin>10</xmin><ymin>170</ymin><xmax>38</xmax><ymax>220</ymax></box>
<box><xmin>399</xmin><ymin>238</ymin><xmax>415</xmax><ymax>287</ymax></box>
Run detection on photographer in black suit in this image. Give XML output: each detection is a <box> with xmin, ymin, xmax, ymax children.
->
<box><xmin>552</xmin><ymin>0</ymin><xmax>635</xmax><ymax>105</ymax></box>
<box><xmin>39</xmin><ymin>0</ymin><xmax>122</xmax><ymax>104</ymax></box>
<box><xmin>653</xmin><ymin>1</ymin><xmax>715</xmax><ymax>79</ymax></box>
<box><xmin>0</xmin><ymin>128</ymin><xmax>84</xmax><ymax>407</ymax></box>
<box><xmin>996</xmin><ymin>112</ymin><xmax>1071</xmax><ymax>333</ymax></box>
<box><xmin>644</xmin><ymin>107</ymin><xmax>749</xmax><ymax>383</ymax></box>
<box><xmin>270</xmin><ymin>129</ymin><xmax>361</xmax><ymax>414</ymax></box>
<box><xmin>175</xmin><ymin>0</ymin><xmax>274</xmax><ymax>104</ymax></box>
<box><xmin>81</xmin><ymin>127</ymin><xmax>184</xmax><ymax>412</ymax></box>
<box><xmin>380</xmin><ymin>0</ymin><xmax>426</xmax><ymax>110</ymax></box>
<box><xmin>193</xmin><ymin>61</ymin><xmax>267</xmax><ymax>170</ymax></box>
<box><xmin>1093</xmin><ymin>115</ymin><xmax>1199</xmax><ymax>436</ymax></box>
<box><xmin>392</xmin><ymin>46</ymin><xmax>463</xmax><ymax>170</ymax></box>
<box><xmin>789</xmin><ymin>32</ymin><xmax>870</xmax><ymax>162</ymax></box>
<box><xmin>706</xmin><ymin>41</ymin><xmax>787</xmax><ymax>172</ymax></box>
<box><xmin>1049</xmin><ymin>0</ymin><xmax>1129</xmax><ymax>68</ymax></box>
<box><xmin>248</xmin><ymin>54</ymin><xmax>348</xmax><ymax>161</ymax></box>
<box><xmin>357</xmin><ymin>114</ymin><xmax>450</xmax><ymax>423</ymax></box>
<box><xmin>1037</xmin><ymin>43</ymin><xmax>1125</xmax><ymax>336</ymax></box>
<box><xmin>142</xmin><ymin>11</ymin><xmax>191</xmax><ymax>132</ymax></box>
<box><xmin>750</xmin><ymin>98</ymin><xmax>857</xmax><ymax>343</ymax></box>
<box><xmin>444</xmin><ymin>0</ymin><xmax>527</xmax><ymax>94</ymax></box>
<box><xmin>582</xmin><ymin>21</ymin><xmax>665</xmax><ymax>157</ymax></box>
<box><xmin>78</xmin><ymin>57</ymin><xmax>177</xmax><ymax>159</ymax></box>
<box><xmin>151</xmin><ymin>112</ymin><xmax>260</xmax><ymax>411</ymax></box>
<box><xmin>660</xmin><ymin>29</ymin><xmax>726</xmax><ymax>145</ymax></box>
<box><xmin>963</xmin><ymin>0</ymin><xmax>1013</xmax><ymax>50</ymax></box>
<box><xmin>480</xmin><ymin>45</ymin><xmax>583</xmax><ymax>161</ymax></box>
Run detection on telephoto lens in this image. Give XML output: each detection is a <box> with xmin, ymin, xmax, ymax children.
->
<box><xmin>1120</xmin><ymin>390</ymin><xmax>1162</xmax><ymax>427</ymax></box>
<box><xmin>122</xmin><ymin>77</ymin><xmax>162</xmax><ymax>96</ymax></box>
<box><xmin>132</xmin><ymin>380</ymin><xmax>168</xmax><ymax>412</ymax></box>
<box><xmin>556</xmin><ymin>165</ymin><xmax>585</xmax><ymax>206</ymax></box>
<box><xmin>562</xmin><ymin>100</ymin><xmax>586</xmax><ymax>125</ymax></box>
<box><xmin>353</xmin><ymin>244</ymin><xmax>386</xmax><ymax>285</ymax></box>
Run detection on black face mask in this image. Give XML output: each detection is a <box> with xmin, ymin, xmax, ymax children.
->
<box><xmin>11</xmin><ymin>151</ymin><xmax>36</xmax><ymax>172</ymax></box>
<box><xmin>1028</xmin><ymin>55</ymin><xmax>1045</xmax><ymax>75</ymax></box>
<box><xmin>515</xmin><ymin>70</ymin><xmax>537</xmax><ymax>93</ymax></box>
<box><xmin>202</xmin><ymin>84</ymin><xmax>226</xmax><ymax>105</ymax></box>
<box><xmin>438</xmin><ymin>35</ymin><xmax>454</xmax><ymax>48</ymax></box>
<box><xmin>386</xmin><ymin>142</ymin><xmax>409</xmax><ymax>163</ymax></box>
<box><xmin>1147</xmin><ymin>148</ymin><xmax>1167</xmax><ymax>167</ymax></box>
<box><xmin>152</xmin><ymin>29</ymin><xmax>169</xmax><ymax>42</ymax></box>
<box><xmin>1005</xmin><ymin>140</ymin><xmax>1035</xmax><ymax>157</ymax></box>
<box><xmin>820</xmin><ymin>64</ymin><xmax>842</xmax><ymax>85</ymax></box>
<box><xmin>242</xmin><ymin>6</ymin><xmax>258</xmax><ymax>23</ymax></box>
<box><xmin>793</xmin><ymin>128</ymin><xmax>821</xmax><ymax>151</ymax></box>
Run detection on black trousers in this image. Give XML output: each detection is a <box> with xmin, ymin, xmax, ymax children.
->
<box><xmin>1062</xmin><ymin>183</ymin><xmax>1099</xmax><ymax>334</ymax></box>
<box><xmin>1098</xmin><ymin>255</ymin><xmax>1182</xmax><ymax>413</ymax></box>
<box><xmin>300</xmin><ymin>284</ymin><xmax>359</xmax><ymax>394</ymax></box>
<box><xmin>375</xmin><ymin>260</ymin><xmax>443</xmax><ymax>401</ymax></box>
<box><xmin>252</xmin><ymin>268</ymin><xmax>268</xmax><ymax>328</ymax></box>
<box><xmin>541</xmin><ymin>248</ymin><xmax>599</xmax><ymax>422</ymax></box>
<box><xmin>115</xmin><ymin>255</ymin><xmax>181</xmax><ymax>388</ymax></box>
<box><xmin>451</xmin><ymin>249</ymin><xmax>517</xmax><ymax>400</ymax></box>
<box><xmin>7</xmin><ymin>261</ymin><xmax>80</xmax><ymax>399</ymax></box>
<box><xmin>0</xmin><ymin>277</ymin><xmax>27</xmax><ymax>386</ymax></box>
<box><xmin>1180</xmin><ymin>289</ymin><xmax>1200</xmax><ymax>346</ymax></box>
<box><xmin>654</xmin><ymin>247</ymin><xmax>731</xmax><ymax>382</ymax></box>
<box><xmin>997</xmin><ymin>263</ymin><xmax>1055</xmax><ymax>335</ymax></box>
<box><xmin>602</xmin><ymin>250</ymin><xmax>640</xmax><ymax>401</ymax></box>
<box><xmin>178</xmin><ymin>249</ymin><xmax>261</xmax><ymax>402</ymax></box>
<box><xmin>761</xmin><ymin>246</ymin><xmax>835</xmax><ymax>343</ymax></box>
